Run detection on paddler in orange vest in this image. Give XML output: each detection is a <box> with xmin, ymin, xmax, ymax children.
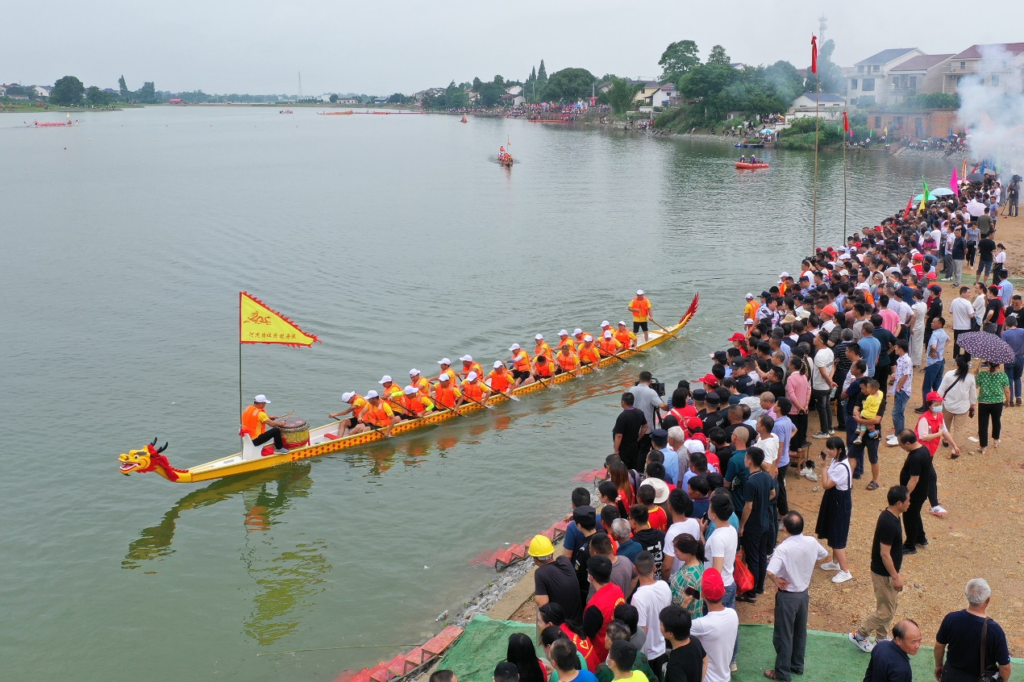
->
<box><xmin>408</xmin><ymin>368</ymin><xmax>430</xmax><ymax>396</ymax></box>
<box><xmin>578</xmin><ymin>335</ymin><xmax>602</xmax><ymax>365</ymax></box>
<box><xmin>433</xmin><ymin>373</ymin><xmax>463</xmax><ymax>409</ymax></box>
<box><xmin>459</xmin><ymin>355</ymin><xmax>484</xmax><ymax>383</ymax></box>
<box><xmin>554</xmin><ymin>344</ymin><xmax>581</xmax><ymax>375</ymax></box>
<box><xmin>628</xmin><ymin>289</ymin><xmax>652</xmax><ymax>342</ymax></box>
<box><xmin>534</xmin><ymin>334</ymin><xmax>553</xmax><ymax>361</ymax></box>
<box><xmin>509</xmin><ymin>343</ymin><xmax>533</xmax><ymax>387</ymax></box>
<box><xmin>532</xmin><ymin>353</ymin><xmax>555</xmax><ymax>381</ymax></box>
<box><xmin>397</xmin><ymin>385</ymin><xmax>435</xmax><ymax>420</ymax></box>
<box><xmin>461</xmin><ymin>371</ymin><xmax>488</xmax><ymax>404</ymax></box>
<box><xmin>357</xmin><ymin>390</ymin><xmax>396</xmax><ymax>437</ymax></box>
<box><xmin>241</xmin><ymin>394</ymin><xmax>290</xmax><ymax>454</ymax></box>
<box><xmin>615</xmin><ymin>321</ymin><xmax>638</xmax><ymax>349</ymax></box>
<box><xmin>572</xmin><ymin>328</ymin><xmax>590</xmax><ymax>351</ymax></box>
<box><xmin>599</xmin><ymin>320</ymin><xmax>615</xmax><ymax>341</ymax></box>
<box><xmin>436</xmin><ymin>358</ymin><xmax>458</xmax><ymax>385</ymax></box>
<box><xmin>597</xmin><ymin>329</ymin><xmax>623</xmax><ymax>357</ymax></box>
<box><xmin>499</xmin><ymin>145</ymin><xmax>507</xmax><ymax>161</ymax></box>
<box><xmin>329</xmin><ymin>391</ymin><xmax>369</xmax><ymax>437</ymax></box>
<box><xmin>556</xmin><ymin>330</ymin><xmax>574</xmax><ymax>352</ymax></box>
<box><xmin>486</xmin><ymin>360</ymin><xmax>515</xmax><ymax>395</ymax></box>
<box><xmin>378</xmin><ymin>375</ymin><xmax>404</xmax><ymax>402</ymax></box>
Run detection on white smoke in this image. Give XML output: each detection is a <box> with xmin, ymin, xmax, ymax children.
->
<box><xmin>957</xmin><ymin>44</ymin><xmax>1024</xmax><ymax>178</ymax></box>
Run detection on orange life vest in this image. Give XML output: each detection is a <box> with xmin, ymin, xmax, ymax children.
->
<box><xmin>462</xmin><ymin>381</ymin><xmax>484</xmax><ymax>401</ymax></box>
<box><xmin>462</xmin><ymin>362</ymin><xmax>483</xmax><ymax>379</ymax></box>
<box><xmin>241</xmin><ymin>405</ymin><xmax>266</xmax><ymax>438</ymax></box>
<box><xmin>434</xmin><ymin>384</ymin><xmax>460</xmax><ymax>408</ymax></box>
<box><xmin>598</xmin><ymin>337</ymin><xmax>621</xmax><ymax>355</ymax></box>
<box><xmin>410</xmin><ymin>377</ymin><xmax>430</xmax><ymax>395</ymax></box>
<box><xmin>488</xmin><ymin>369</ymin><xmax>512</xmax><ymax>392</ymax></box>
<box><xmin>574</xmin><ymin>334</ymin><xmax>589</xmax><ymax>350</ymax></box>
<box><xmin>534</xmin><ymin>357</ymin><xmax>554</xmax><ymax>377</ymax></box>
<box><xmin>614</xmin><ymin>329</ymin><xmax>635</xmax><ymax>348</ymax></box>
<box><xmin>380</xmin><ymin>383</ymin><xmax>403</xmax><ymax>399</ymax></box>
<box><xmin>556</xmin><ymin>352</ymin><xmax>580</xmax><ymax>371</ymax></box>
<box><xmin>535</xmin><ymin>341</ymin><xmax>552</xmax><ymax>360</ymax></box>
<box><xmin>362</xmin><ymin>402</ymin><xmax>393</xmax><ymax>427</ymax></box>
<box><xmin>629</xmin><ymin>296</ymin><xmax>651</xmax><ymax>322</ymax></box>
<box><xmin>512</xmin><ymin>351</ymin><xmax>531</xmax><ymax>372</ymax></box>
<box><xmin>402</xmin><ymin>394</ymin><xmax>433</xmax><ymax>415</ymax></box>
<box><xmin>557</xmin><ymin>337</ymin><xmax>573</xmax><ymax>350</ymax></box>
<box><xmin>578</xmin><ymin>344</ymin><xmax>601</xmax><ymax>364</ymax></box>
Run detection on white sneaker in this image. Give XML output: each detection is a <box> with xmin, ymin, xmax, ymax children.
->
<box><xmin>968</xmin><ymin>436</ymin><xmax>980</xmax><ymax>443</ymax></box>
<box><xmin>832</xmin><ymin>570</ymin><xmax>853</xmax><ymax>583</ymax></box>
<box><xmin>820</xmin><ymin>561</ymin><xmax>841</xmax><ymax>572</ymax></box>
<box><xmin>931</xmin><ymin>505</ymin><xmax>948</xmax><ymax>517</ymax></box>
<box><xmin>730</xmin><ymin>662</ymin><xmax>738</xmax><ymax>673</ymax></box>
<box><xmin>849</xmin><ymin>632</ymin><xmax>875</xmax><ymax>653</ymax></box>
<box><xmin>886</xmin><ymin>435</ymin><xmax>899</xmax><ymax>446</ymax></box>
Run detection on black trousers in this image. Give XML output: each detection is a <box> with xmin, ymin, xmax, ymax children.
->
<box><xmin>253</xmin><ymin>427</ymin><xmax>283</xmax><ymax>450</ymax></box>
<box><xmin>773</xmin><ymin>589</ymin><xmax>810</xmax><ymax>680</ymax></box>
<box><xmin>874</xmin><ymin>363</ymin><xmax>891</xmax><ymax>394</ymax></box>
<box><xmin>903</xmin><ymin>495</ymin><xmax>927</xmax><ymax>548</ymax></box>
<box><xmin>743</xmin><ymin>527</ymin><xmax>771</xmax><ymax>594</ymax></box>
<box><xmin>776</xmin><ymin>465</ymin><xmax>790</xmax><ymax>515</ymax></box>
<box><xmin>952</xmin><ymin>329</ymin><xmax>972</xmax><ymax>361</ymax></box>
<box><xmin>978</xmin><ymin>402</ymin><xmax>1003</xmax><ymax>448</ymax></box>
<box><xmin>811</xmin><ymin>388</ymin><xmax>832</xmax><ymax>433</ymax></box>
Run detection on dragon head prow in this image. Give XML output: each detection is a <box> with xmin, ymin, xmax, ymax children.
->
<box><xmin>119</xmin><ymin>438</ymin><xmax>181</xmax><ymax>481</ymax></box>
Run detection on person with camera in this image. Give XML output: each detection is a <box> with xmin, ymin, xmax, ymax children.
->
<box><xmin>630</xmin><ymin>372</ymin><xmax>667</xmax><ymax>461</ymax></box>
<box><xmin>934</xmin><ymin>578</ymin><xmax>1012</xmax><ymax>682</ymax></box>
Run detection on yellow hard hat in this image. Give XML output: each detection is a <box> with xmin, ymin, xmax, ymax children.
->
<box><xmin>527</xmin><ymin>534</ymin><xmax>555</xmax><ymax>558</ymax></box>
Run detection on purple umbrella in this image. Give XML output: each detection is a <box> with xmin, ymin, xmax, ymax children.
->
<box><xmin>955</xmin><ymin>332</ymin><xmax>1015</xmax><ymax>364</ymax></box>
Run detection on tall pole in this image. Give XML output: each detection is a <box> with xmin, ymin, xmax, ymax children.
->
<box><xmin>843</xmin><ymin>128</ymin><xmax>848</xmax><ymax>242</ymax></box>
<box><xmin>812</xmin><ymin>74</ymin><xmax>820</xmax><ymax>253</ymax></box>
<box><xmin>238</xmin><ymin>292</ymin><xmax>244</xmax><ymax>447</ymax></box>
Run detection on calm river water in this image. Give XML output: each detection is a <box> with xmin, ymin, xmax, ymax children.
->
<box><xmin>0</xmin><ymin>107</ymin><xmax>954</xmax><ymax>680</ymax></box>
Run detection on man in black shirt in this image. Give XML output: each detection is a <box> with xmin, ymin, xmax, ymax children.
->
<box><xmin>863</xmin><ymin>619</ymin><xmax>921</xmax><ymax>682</ymax></box>
<box><xmin>737</xmin><ymin>447</ymin><xmax>775</xmax><ymax>602</ymax></box>
<box><xmin>850</xmin><ymin>485</ymin><xmax>910</xmax><ymax>653</ymax></box>
<box><xmin>934</xmin><ymin>578</ymin><xmax>1013</xmax><ymax>682</ymax></box>
<box><xmin>896</xmin><ymin>430</ymin><xmax>933</xmax><ymax>553</ymax></box>
<box><xmin>660</xmin><ymin>605</ymin><xmax>707</xmax><ymax>682</ymax></box>
<box><xmin>613</xmin><ymin>392</ymin><xmax>648</xmax><ymax>470</ymax></box>
<box><xmin>849</xmin><ymin>379</ymin><xmax>886</xmax><ymax>487</ymax></box>
<box><xmin>531</xmin><ymin>534</ymin><xmax>583</xmax><ymax>623</ymax></box>
<box><xmin>977</xmin><ymin>236</ymin><xmax>997</xmax><ymax>283</ymax></box>
<box><xmin>628</xmin><ymin>505</ymin><xmax>666</xmax><ymax>580</ymax></box>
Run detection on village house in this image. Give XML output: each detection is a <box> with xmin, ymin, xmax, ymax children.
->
<box><xmin>866</xmin><ymin>109</ymin><xmax>959</xmax><ymax>140</ymax></box>
<box><xmin>789</xmin><ymin>92</ymin><xmax>846</xmax><ymax>120</ymax></box>
<box><xmin>847</xmin><ymin>48</ymin><xmax>924</xmax><ymax>105</ymax></box>
<box><xmin>940</xmin><ymin>43</ymin><xmax>1024</xmax><ymax>95</ymax></box>
<box><xmin>886</xmin><ymin>54</ymin><xmax>953</xmax><ymax>103</ymax></box>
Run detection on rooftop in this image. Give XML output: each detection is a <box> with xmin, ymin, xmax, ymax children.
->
<box><xmin>951</xmin><ymin>43</ymin><xmax>1024</xmax><ymax>60</ymax></box>
<box><xmin>890</xmin><ymin>54</ymin><xmax>953</xmax><ymax>72</ymax></box>
<box><xmin>797</xmin><ymin>92</ymin><xmax>845</xmax><ymax>103</ymax></box>
<box><xmin>855</xmin><ymin>48</ymin><xmax>918</xmax><ymax>66</ymax></box>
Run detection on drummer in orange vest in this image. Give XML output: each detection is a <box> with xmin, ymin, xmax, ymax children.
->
<box><xmin>615</xmin><ymin>321</ymin><xmax>638</xmax><ymax>349</ymax></box>
<box><xmin>534</xmin><ymin>334</ymin><xmax>553</xmax><ymax>361</ymax></box>
<box><xmin>241</xmin><ymin>394</ymin><xmax>290</xmax><ymax>454</ymax></box>
<box><xmin>357</xmin><ymin>390</ymin><xmax>397</xmax><ymax>437</ymax></box>
<box><xmin>628</xmin><ymin>289</ymin><xmax>652</xmax><ymax>342</ymax></box>
<box><xmin>532</xmin><ymin>353</ymin><xmax>555</xmax><ymax>381</ymax></box>
<box><xmin>554</xmin><ymin>344</ymin><xmax>581</xmax><ymax>375</ymax></box>
<box><xmin>433</xmin><ymin>373</ymin><xmax>464</xmax><ymax>409</ymax></box>
<box><xmin>486</xmin><ymin>360</ymin><xmax>515</xmax><ymax>395</ymax></box>
<box><xmin>578</xmin><ymin>335</ymin><xmax>602</xmax><ymax>365</ymax></box>
<box><xmin>572</xmin><ymin>328</ymin><xmax>590</xmax><ymax>351</ymax></box>
<box><xmin>597</xmin><ymin>329</ymin><xmax>623</xmax><ymax>357</ymax></box>
<box><xmin>509</xmin><ymin>343</ymin><xmax>533</xmax><ymax>387</ymax></box>
<box><xmin>329</xmin><ymin>391</ymin><xmax>369</xmax><ymax>437</ymax></box>
<box><xmin>459</xmin><ymin>355</ymin><xmax>484</xmax><ymax>383</ymax></box>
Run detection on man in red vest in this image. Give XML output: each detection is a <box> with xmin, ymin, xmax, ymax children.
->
<box><xmin>582</xmin><ymin>554</ymin><xmax>626</xmax><ymax>664</ymax></box>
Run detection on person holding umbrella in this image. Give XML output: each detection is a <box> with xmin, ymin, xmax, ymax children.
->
<box><xmin>976</xmin><ymin>361</ymin><xmax>1010</xmax><ymax>455</ymax></box>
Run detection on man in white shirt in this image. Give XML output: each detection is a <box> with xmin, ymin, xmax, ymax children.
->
<box><xmin>949</xmin><ymin>286</ymin><xmax>976</xmax><ymax>361</ymax></box>
<box><xmin>704</xmin><ymin>492</ymin><xmax>738</xmax><ymax>671</ymax></box>
<box><xmin>765</xmin><ymin>512</ymin><xmax>828</xmax><ymax>681</ymax></box>
<box><xmin>690</xmin><ymin>567</ymin><xmax>739</xmax><ymax>682</ymax></box>
<box><xmin>660</xmin><ymin>489</ymin><xmax>701</xmax><ymax>578</ymax></box>
<box><xmin>632</xmin><ymin>550</ymin><xmax>673</xmax><ymax>673</ymax></box>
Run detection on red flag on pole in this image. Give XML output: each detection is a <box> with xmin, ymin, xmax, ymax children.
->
<box><xmin>903</xmin><ymin>195</ymin><xmax>914</xmax><ymax>221</ymax></box>
<box><xmin>811</xmin><ymin>35</ymin><xmax>818</xmax><ymax>74</ymax></box>
<box><xmin>843</xmin><ymin>111</ymin><xmax>850</xmax><ymax>134</ymax></box>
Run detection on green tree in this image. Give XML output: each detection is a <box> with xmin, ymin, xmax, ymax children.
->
<box><xmin>707</xmin><ymin>45</ymin><xmax>731</xmax><ymax>66</ymax></box>
<box><xmin>529</xmin><ymin>66</ymin><xmax>537</xmax><ymax>81</ymax></box>
<box><xmin>118</xmin><ymin>75</ymin><xmax>129</xmax><ymax>98</ymax></box>
<box><xmin>472</xmin><ymin>77</ymin><xmax>483</xmax><ymax>91</ymax></box>
<box><xmin>135</xmin><ymin>81</ymin><xmax>157</xmax><ymax>104</ymax></box>
<box><xmin>807</xmin><ymin>39</ymin><xmax>844</xmax><ymax>93</ymax></box>
<box><xmin>602</xmin><ymin>77</ymin><xmax>642</xmax><ymax>115</ymax></box>
<box><xmin>676</xmin><ymin>63</ymin><xmax>739</xmax><ymax>121</ymax></box>
<box><xmin>493</xmin><ymin>75</ymin><xmax>504</xmax><ymax>87</ymax></box>
<box><xmin>50</xmin><ymin>76</ymin><xmax>85</xmax><ymax>106</ymax></box>
<box><xmin>537</xmin><ymin>60</ymin><xmax>547</xmax><ymax>83</ymax></box>
<box><xmin>86</xmin><ymin>86</ymin><xmax>113</xmax><ymax>107</ymax></box>
<box><xmin>329</xmin><ymin>93</ymin><xmax>338</xmax><ymax>103</ymax></box>
<box><xmin>445</xmin><ymin>80</ymin><xmax>468</xmax><ymax>109</ymax></box>
<box><xmin>540</xmin><ymin>67</ymin><xmax>595</xmax><ymax>103</ymax></box>
<box><xmin>479</xmin><ymin>82</ymin><xmax>505</xmax><ymax>107</ymax></box>
<box><xmin>658</xmin><ymin>40</ymin><xmax>701</xmax><ymax>85</ymax></box>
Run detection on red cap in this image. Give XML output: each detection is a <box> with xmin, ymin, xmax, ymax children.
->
<box><xmin>685</xmin><ymin>417</ymin><xmax>704</xmax><ymax>432</ymax></box>
<box><xmin>822</xmin><ymin>304</ymin><xmax>836</xmax><ymax>316</ymax></box>
<box><xmin>925</xmin><ymin>391</ymin><xmax>944</xmax><ymax>403</ymax></box>
<box><xmin>913</xmin><ymin>253</ymin><xmax>924</xmax><ymax>261</ymax></box>
<box><xmin>696</xmin><ymin>374</ymin><xmax>718</xmax><ymax>387</ymax></box>
<box><xmin>727</xmin><ymin>333</ymin><xmax>746</xmax><ymax>342</ymax></box>
<box><xmin>702</xmin><ymin>567</ymin><xmax>726</xmax><ymax>601</ymax></box>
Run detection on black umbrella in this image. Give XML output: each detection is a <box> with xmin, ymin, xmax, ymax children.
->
<box><xmin>955</xmin><ymin>332</ymin><xmax>1016</xmax><ymax>364</ymax></box>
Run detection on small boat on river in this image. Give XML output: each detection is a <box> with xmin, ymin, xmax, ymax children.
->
<box><xmin>29</xmin><ymin>119</ymin><xmax>78</xmax><ymax>127</ymax></box>
<box><xmin>318</xmin><ymin>110</ymin><xmax>354</xmax><ymax>116</ymax></box>
<box><xmin>734</xmin><ymin>142</ymin><xmax>764</xmax><ymax>148</ymax></box>
<box><xmin>117</xmin><ymin>294</ymin><xmax>699</xmax><ymax>483</ymax></box>
<box><xmin>279</xmin><ymin>109</ymin><xmax>293</xmax><ymax>114</ymax></box>
<box><xmin>735</xmin><ymin>162</ymin><xmax>769</xmax><ymax>169</ymax></box>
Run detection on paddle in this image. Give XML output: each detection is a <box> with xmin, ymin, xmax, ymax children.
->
<box><xmin>382</xmin><ymin>396</ymin><xmax>418</xmax><ymax>421</ymax></box>
<box><xmin>483</xmin><ymin>379</ymin><xmax>520</xmax><ymax>402</ymax></box>
<box><xmin>647</xmin><ymin>316</ymin><xmax>678</xmax><ymax>339</ymax></box>
<box><xmin>596</xmin><ymin>345</ymin><xmax>630</xmax><ymax>364</ymax></box>
<box><xmin>460</xmin><ymin>389</ymin><xmax>494</xmax><ymax>410</ymax></box>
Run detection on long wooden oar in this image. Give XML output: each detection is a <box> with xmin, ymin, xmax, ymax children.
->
<box><xmin>459</xmin><ymin>389</ymin><xmax>494</xmax><ymax>410</ymax></box>
<box><xmin>647</xmin><ymin>316</ymin><xmax>678</xmax><ymax>338</ymax></box>
<box><xmin>483</xmin><ymin>380</ymin><xmax>520</xmax><ymax>402</ymax></box>
<box><xmin>596</xmin><ymin>346</ymin><xmax>630</xmax><ymax>364</ymax></box>
<box><xmin>382</xmin><ymin>396</ymin><xmax>418</xmax><ymax>421</ymax></box>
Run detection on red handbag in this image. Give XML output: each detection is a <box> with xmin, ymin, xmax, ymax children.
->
<box><xmin>733</xmin><ymin>549</ymin><xmax>755</xmax><ymax>594</ymax></box>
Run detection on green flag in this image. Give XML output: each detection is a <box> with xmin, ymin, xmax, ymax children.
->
<box><xmin>918</xmin><ymin>179</ymin><xmax>929</xmax><ymax>214</ymax></box>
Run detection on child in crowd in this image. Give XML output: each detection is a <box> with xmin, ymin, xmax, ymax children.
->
<box><xmin>853</xmin><ymin>379</ymin><xmax>882</xmax><ymax>445</ymax></box>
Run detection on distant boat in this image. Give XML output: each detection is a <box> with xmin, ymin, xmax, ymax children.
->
<box><xmin>734</xmin><ymin>142</ymin><xmax>764</xmax><ymax>148</ymax></box>
<box><xmin>28</xmin><ymin>119</ymin><xmax>77</xmax><ymax>128</ymax></box>
<box><xmin>318</xmin><ymin>110</ymin><xmax>354</xmax><ymax>116</ymax></box>
<box><xmin>461</xmin><ymin>116</ymin><xmax>468</xmax><ymax>123</ymax></box>
<box><xmin>735</xmin><ymin>162</ymin><xmax>769</xmax><ymax>169</ymax></box>
<box><xmin>279</xmin><ymin>109</ymin><xmax>293</xmax><ymax>114</ymax></box>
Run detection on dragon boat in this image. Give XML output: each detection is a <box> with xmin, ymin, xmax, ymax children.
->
<box><xmin>119</xmin><ymin>294</ymin><xmax>699</xmax><ymax>484</ymax></box>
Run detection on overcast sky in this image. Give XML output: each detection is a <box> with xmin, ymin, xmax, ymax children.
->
<box><xmin>6</xmin><ymin>0</ymin><xmax>1024</xmax><ymax>95</ymax></box>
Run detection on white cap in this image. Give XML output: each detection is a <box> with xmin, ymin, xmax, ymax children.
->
<box><xmin>604</xmin><ymin>330</ymin><xmax>613</xmax><ymax>338</ymax></box>
<box><xmin>618</xmin><ymin>320</ymin><xmax>626</xmax><ymax>326</ymax></box>
<box><xmin>438</xmin><ymin>358</ymin><xmax>451</xmax><ymax>365</ymax></box>
<box><xmin>744</xmin><ymin>318</ymin><xmax>755</xmax><ymax>325</ymax></box>
<box><xmin>636</xmin><ymin>289</ymin><xmax>644</xmax><ymax>295</ymax></box>
<box><xmin>404</xmin><ymin>386</ymin><xmax>418</xmax><ymax>395</ymax></box>
<box><xmin>684</xmin><ymin>440</ymin><xmax>706</xmax><ymax>454</ymax></box>
<box><xmin>584</xmin><ymin>335</ymin><xmax>593</xmax><ymax>342</ymax></box>
<box><xmin>558</xmin><ymin>329</ymin><xmax>568</xmax><ymax>336</ymax></box>
<box><xmin>467</xmin><ymin>371</ymin><xmax>478</xmax><ymax>381</ymax></box>
<box><xmin>438</xmin><ymin>374</ymin><xmax>451</xmax><ymax>382</ymax></box>
<box><xmin>409</xmin><ymin>368</ymin><xmax>420</xmax><ymax>376</ymax></box>
<box><xmin>839</xmin><ymin>269</ymin><xmax>849</xmax><ymax>277</ymax></box>
<box><xmin>493</xmin><ymin>360</ymin><xmax>503</xmax><ymax>369</ymax></box>
<box><xmin>745</xmin><ymin>292</ymin><xmax>754</xmax><ymax>299</ymax></box>
<box><xmin>254</xmin><ymin>394</ymin><xmax>270</xmax><ymax>404</ymax></box>
<box><xmin>573</xmin><ymin>328</ymin><xmax>583</xmax><ymax>335</ymax></box>
<box><xmin>366</xmin><ymin>390</ymin><xmax>380</xmax><ymax>399</ymax></box>
<box><xmin>342</xmin><ymin>392</ymin><xmax>355</xmax><ymax>402</ymax></box>
<box><xmin>601</xmin><ymin>320</ymin><xmax>610</xmax><ymax>327</ymax></box>
<box><xmin>509</xmin><ymin>343</ymin><xmax>521</xmax><ymax>351</ymax></box>
<box><xmin>460</xmin><ymin>355</ymin><xmax>473</xmax><ymax>362</ymax></box>
<box><xmin>535</xmin><ymin>334</ymin><xmax>544</xmax><ymax>340</ymax></box>
<box><xmin>779</xmin><ymin>271</ymin><xmax>790</xmax><ymax>279</ymax></box>
<box><xmin>379</xmin><ymin>375</ymin><xmax>392</xmax><ymax>384</ymax></box>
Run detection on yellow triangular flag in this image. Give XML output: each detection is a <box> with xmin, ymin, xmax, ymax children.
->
<box><xmin>239</xmin><ymin>292</ymin><xmax>319</xmax><ymax>347</ymax></box>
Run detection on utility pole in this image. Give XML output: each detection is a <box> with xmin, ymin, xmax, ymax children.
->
<box><xmin>818</xmin><ymin>15</ymin><xmax>827</xmax><ymax>46</ymax></box>
<box><xmin>297</xmin><ymin>72</ymin><xmax>302</xmax><ymax>102</ymax></box>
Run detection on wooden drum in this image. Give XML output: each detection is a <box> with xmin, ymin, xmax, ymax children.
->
<box><xmin>281</xmin><ymin>418</ymin><xmax>310</xmax><ymax>450</ymax></box>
